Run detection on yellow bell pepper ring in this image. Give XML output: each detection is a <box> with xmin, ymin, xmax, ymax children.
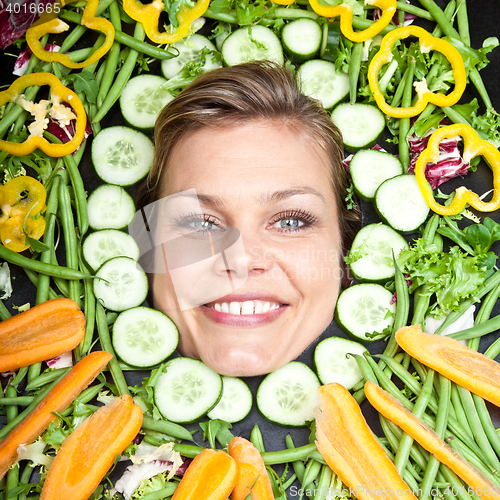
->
<box><xmin>0</xmin><ymin>176</ymin><xmax>47</xmax><ymax>252</ymax></box>
<box><xmin>26</xmin><ymin>0</ymin><xmax>114</xmax><ymax>69</ymax></box>
<box><xmin>307</xmin><ymin>0</ymin><xmax>396</xmax><ymax>43</ymax></box>
<box><xmin>415</xmin><ymin>123</ymin><xmax>500</xmax><ymax>216</ymax></box>
<box><xmin>0</xmin><ymin>73</ymin><xmax>86</xmax><ymax>157</ymax></box>
<box><xmin>123</xmin><ymin>0</ymin><xmax>209</xmax><ymax>44</ymax></box>
<box><xmin>368</xmin><ymin>26</ymin><xmax>467</xmax><ymax>118</ymax></box>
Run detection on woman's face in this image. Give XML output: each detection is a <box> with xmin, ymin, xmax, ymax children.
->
<box><xmin>152</xmin><ymin>120</ymin><xmax>343</xmax><ymax>376</ymax></box>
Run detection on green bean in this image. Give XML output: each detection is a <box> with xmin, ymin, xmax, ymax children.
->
<box><xmin>351</xmin><ymin>17</ymin><xmax>395</xmax><ymax>35</ymax></box>
<box><xmin>79</xmin><ymin>266</ymin><xmax>96</xmax><ymax>357</ymax></box>
<box><xmin>376</xmin><ymin>354</ymin><xmax>423</xmax><ymax>398</ymax></box>
<box><xmin>0</xmin><ymin>397</ymin><xmax>35</xmax><ymax>406</ymax></box>
<box><xmin>392</xmin><ymin>259</ymin><xmax>410</xmax><ymax>334</ymax></box>
<box><xmin>472</xmin><ymin>393</ymin><xmax>500</xmax><ymax>459</ymax></box>
<box><xmin>395</xmin><ymin>1</ymin><xmax>434</xmax><ymax>20</ymax></box>
<box><xmin>286</xmin><ymin>435</ymin><xmax>305</xmax><ymax>484</ymax></box>
<box><xmin>353</xmin><ymin>353</ymin><xmax>378</xmax><ymax>384</ymax></box>
<box><xmin>5</xmin><ymin>464</ymin><xmax>19</xmax><ymax>500</ymax></box>
<box><xmin>422</xmin><ymin>214</ymin><xmax>440</xmax><ymax>247</ymax></box>
<box><xmin>262</xmin><ymin>443</ymin><xmax>317</xmax><ymax>465</ymax></box>
<box><xmin>349</xmin><ymin>42</ymin><xmax>363</xmax><ymax>104</ymax></box>
<box><xmin>378</xmin><ymin>59</ymin><xmax>399</xmax><ymax>95</ymax></box>
<box><xmin>141</xmin><ymin>416</ymin><xmax>194</xmax><ymax>443</ymax></box>
<box><xmin>10</xmin><ymin>367</ymin><xmax>28</xmax><ymax>388</ymax></box>
<box><xmin>456</xmin><ymin>0</ymin><xmax>470</xmax><ymax>45</ymax></box>
<box><xmin>37</xmin><ymin>175</ymin><xmax>61</xmax><ymax>305</ymax></box>
<box><xmin>25</xmin><ymin>367</ymin><xmax>71</xmax><ymax>392</ymax></box>
<box><xmin>60</xmin><ymin>383</ymin><xmax>105</xmax><ymax>417</ymax></box>
<box><xmin>25</xmin><ymin>269</ymin><xmax>60</xmax><ymax>301</ymax></box>
<box><xmin>140</xmin><ymin>484</ymin><xmax>178</xmax><ymax>500</ymax></box>
<box><xmin>394</xmin><ymin>370</ymin><xmax>434</xmax><ymax>474</ymax></box>
<box><xmin>315</xmin><ymin>465</ymin><xmax>333</xmax><ymax>500</ymax></box>
<box><xmin>475</xmin><ymin>283</ymin><xmax>500</xmax><ymax>326</ymax></box>
<box><xmin>172</xmin><ymin>443</ymin><xmax>204</xmax><ymax>458</ymax></box>
<box><xmin>448</xmin><ymin>313</ymin><xmax>500</xmax><ymax>341</ymax></box>
<box><xmin>411</xmin><ymin>285</ymin><xmax>431</xmax><ymax>326</ymax></box>
<box><xmin>18</xmin><ymin>462</ymin><xmax>34</xmax><ymax>500</ymax></box>
<box><xmin>58</xmin><ymin>180</ymin><xmax>81</xmax><ymax>307</ymax></box>
<box><xmin>96</xmin><ymin>303</ymin><xmax>129</xmax><ymax>396</ymax></box>
<box><xmin>432</xmin><ymin>0</ymin><xmax>455</xmax><ymax>38</ymax></box>
<box><xmin>484</xmin><ymin>334</ymin><xmax>500</xmax><ymax>359</ymax></box>
<box><xmin>250</xmin><ymin>424</ymin><xmax>266</xmax><ymax>453</ymax></box>
<box><xmin>96</xmin><ymin>1</ymin><xmax>122</xmax><ymax>108</ymax></box>
<box><xmin>456</xmin><ymin>386</ymin><xmax>500</xmax><ymax>472</ymax></box>
<box><xmin>0</xmin><ymin>300</ymin><xmax>11</xmax><ymax>321</ymax></box>
<box><xmin>300</xmin><ymin>458</ymin><xmax>322</xmax><ymax>492</ymax></box>
<box><xmin>438</xmin><ymin>466</ymin><xmax>475</xmax><ymax>500</ymax></box>
<box><xmin>418</xmin><ymin>375</ymin><xmax>450</xmax><ymax>500</ymax></box>
<box><xmin>93</xmin><ymin>23</ymin><xmax>145</xmax><ymax>123</ymax></box>
<box><xmin>282</xmin><ymin>473</ymin><xmax>298</xmax><ymax>491</ymax></box>
<box><xmin>62</xmin><ymin>147</ymin><xmax>89</xmax><ymax>237</ymax></box>
<box><xmin>399</xmin><ymin>59</ymin><xmax>415</xmax><ymax>171</ymax></box>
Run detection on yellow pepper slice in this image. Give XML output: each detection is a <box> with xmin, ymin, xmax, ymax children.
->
<box><xmin>123</xmin><ymin>0</ymin><xmax>209</xmax><ymax>44</ymax></box>
<box><xmin>26</xmin><ymin>0</ymin><xmax>114</xmax><ymax>69</ymax></box>
<box><xmin>307</xmin><ymin>0</ymin><xmax>396</xmax><ymax>43</ymax></box>
<box><xmin>415</xmin><ymin>123</ymin><xmax>500</xmax><ymax>215</ymax></box>
<box><xmin>0</xmin><ymin>73</ymin><xmax>86</xmax><ymax>157</ymax></box>
<box><xmin>0</xmin><ymin>177</ymin><xmax>47</xmax><ymax>252</ymax></box>
<box><xmin>368</xmin><ymin>26</ymin><xmax>466</xmax><ymax>118</ymax></box>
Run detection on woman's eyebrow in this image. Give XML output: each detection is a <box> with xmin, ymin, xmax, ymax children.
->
<box><xmin>168</xmin><ymin>188</ymin><xmax>325</xmax><ymax>207</ymax></box>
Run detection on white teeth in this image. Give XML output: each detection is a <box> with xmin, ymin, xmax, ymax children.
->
<box><xmin>211</xmin><ymin>300</ymin><xmax>281</xmax><ymax>314</ymax></box>
<box><xmin>241</xmin><ymin>301</ymin><xmax>254</xmax><ymax>315</ymax></box>
<box><xmin>229</xmin><ymin>302</ymin><xmax>241</xmax><ymax>315</ymax></box>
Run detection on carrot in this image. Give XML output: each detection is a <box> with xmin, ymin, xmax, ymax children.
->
<box><xmin>228</xmin><ymin>436</ymin><xmax>274</xmax><ymax>500</ymax></box>
<box><xmin>40</xmin><ymin>394</ymin><xmax>143</xmax><ymax>500</ymax></box>
<box><xmin>396</xmin><ymin>324</ymin><xmax>500</xmax><ymax>407</ymax></box>
<box><xmin>364</xmin><ymin>381</ymin><xmax>500</xmax><ymax>500</ymax></box>
<box><xmin>0</xmin><ymin>350</ymin><xmax>112</xmax><ymax>480</ymax></box>
<box><xmin>0</xmin><ymin>297</ymin><xmax>85</xmax><ymax>372</ymax></box>
<box><xmin>171</xmin><ymin>448</ymin><xmax>238</xmax><ymax>500</ymax></box>
<box><xmin>315</xmin><ymin>383</ymin><xmax>417</xmax><ymax>500</ymax></box>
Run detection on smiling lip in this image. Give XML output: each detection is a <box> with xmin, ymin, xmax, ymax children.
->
<box><xmin>201</xmin><ymin>293</ymin><xmax>289</xmax><ymax>327</ymax></box>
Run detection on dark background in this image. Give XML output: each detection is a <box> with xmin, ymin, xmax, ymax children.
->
<box><xmin>1</xmin><ymin>1</ymin><xmax>500</xmax><ymax>497</ymax></box>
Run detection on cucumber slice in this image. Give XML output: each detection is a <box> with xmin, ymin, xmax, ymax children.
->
<box><xmin>375</xmin><ymin>174</ymin><xmax>430</xmax><ymax>233</ymax></box>
<box><xmin>207</xmin><ymin>376</ymin><xmax>253</xmax><ymax>423</ymax></box>
<box><xmin>154</xmin><ymin>357</ymin><xmax>223</xmax><ymax>424</ymax></box>
<box><xmin>256</xmin><ymin>362</ymin><xmax>320</xmax><ymax>427</ymax></box>
<box><xmin>221</xmin><ymin>26</ymin><xmax>284</xmax><ymax>66</ymax></box>
<box><xmin>314</xmin><ymin>336</ymin><xmax>367</xmax><ymax>389</ymax></box>
<box><xmin>319</xmin><ymin>22</ymin><xmax>340</xmax><ymax>62</ymax></box>
<box><xmin>282</xmin><ymin>18</ymin><xmax>322</xmax><ymax>62</ymax></box>
<box><xmin>91</xmin><ymin>126</ymin><xmax>154</xmax><ymax>187</ymax></box>
<box><xmin>87</xmin><ymin>185</ymin><xmax>136</xmax><ymax>231</ymax></box>
<box><xmin>331</xmin><ymin>103</ymin><xmax>386</xmax><ymax>152</ymax></box>
<box><xmin>335</xmin><ymin>283</ymin><xmax>396</xmax><ymax>342</ymax></box>
<box><xmin>119</xmin><ymin>75</ymin><xmax>174</xmax><ymax>131</ymax></box>
<box><xmin>347</xmin><ymin>223</ymin><xmax>408</xmax><ymax>283</ymax></box>
<box><xmin>112</xmin><ymin>307</ymin><xmax>178</xmax><ymax>368</ymax></box>
<box><xmin>349</xmin><ymin>149</ymin><xmax>404</xmax><ymax>201</ymax></box>
<box><xmin>93</xmin><ymin>256</ymin><xmax>148</xmax><ymax>312</ymax></box>
<box><xmin>161</xmin><ymin>34</ymin><xmax>221</xmax><ymax>80</ymax></box>
<box><xmin>297</xmin><ymin>59</ymin><xmax>349</xmax><ymax>110</ymax></box>
<box><xmin>82</xmin><ymin>229</ymin><xmax>140</xmax><ymax>272</ymax></box>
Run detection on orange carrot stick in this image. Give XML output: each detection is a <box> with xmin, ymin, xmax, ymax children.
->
<box><xmin>0</xmin><ymin>350</ymin><xmax>112</xmax><ymax>480</ymax></box>
<box><xmin>396</xmin><ymin>324</ymin><xmax>500</xmax><ymax>407</ymax></box>
<box><xmin>364</xmin><ymin>381</ymin><xmax>500</xmax><ymax>500</ymax></box>
<box><xmin>0</xmin><ymin>297</ymin><xmax>85</xmax><ymax>372</ymax></box>
<box><xmin>40</xmin><ymin>394</ymin><xmax>143</xmax><ymax>500</ymax></box>
<box><xmin>315</xmin><ymin>383</ymin><xmax>417</xmax><ymax>500</ymax></box>
<box><xmin>171</xmin><ymin>448</ymin><xmax>238</xmax><ymax>500</ymax></box>
<box><xmin>228</xmin><ymin>436</ymin><xmax>274</xmax><ymax>500</ymax></box>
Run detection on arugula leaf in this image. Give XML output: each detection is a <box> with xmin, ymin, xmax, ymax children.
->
<box><xmin>65</xmin><ymin>71</ymin><xmax>99</xmax><ymax>104</ymax></box>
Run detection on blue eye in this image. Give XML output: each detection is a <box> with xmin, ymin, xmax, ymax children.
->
<box><xmin>279</xmin><ymin>218</ymin><xmax>302</xmax><ymax>229</ymax></box>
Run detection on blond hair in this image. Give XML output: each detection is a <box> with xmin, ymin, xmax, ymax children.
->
<box><xmin>135</xmin><ymin>61</ymin><xmax>360</xmax><ymax>257</ymax></box>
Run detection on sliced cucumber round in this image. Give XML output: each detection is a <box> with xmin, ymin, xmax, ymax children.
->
<box><xmin>375</xmin><ymin>174</ymin><xmax>430</xmax><ymax>233</ymax></box>
<box><xmin>221</xmin><ymin>26</ymin><xmax>284</xmax><ymax>66</ymax></box>
<box><xmin>314</xmin><ymin>336</ymin><xmax>367</xmax><ymax>390</ymax></box>
<box><xmin>91</xmin><ymin>126</ymin><xmax>154</xmax><ymax>187</ymax></box>
<box><xmin>297</xmin><ymin>59</ymin><xmax>349</xmax><ymax>110</ymax></box>
<box><xmin>335</xmin><ymin>283</ymin><xmax>396</xmax><ymax>342</ymax></box>
<box><xmin>161</xmin><ymin>34</ymin><xmax>221</xmax><ymax>79</ymax></box>
<box><xmin>93</xmin><ymin>256</ymin><xmax>148</xmax><ymax>312</ymax></box>
<box><xmin>347</xmin><ymin>223</ymin><xmax>408</xmax><ymax>283</ymax></box>
<box><xmin>256</xmin><ymin>362</ymin><xmax>320</xmax><ymax>427</ymax></box>
<box><xmin>82</xmin><ymin>229</ymin><xmax>140</xmax><ymax>272</ymax></box>
<box><xmin>207</xmin><ymin>376</ymin><xmax>253</xmax><ymax>423</ymax></box>
<box><xmin>282</xmin><ymin>18</ymin><xmax>322</xmax><ymax>62</ymax></box>
<box><xmin>350</xmin><ymin>149</ymin><xmax>404</xmax><ymax>201</ymax></box>
<box><xmin>112</xmin><ymin>307</ymin><xmax>178</xmax><ymax>368</ymax></box>
<box><xmin>119</xmin><ymin>75</ymin><xmax>174</xmax><ymax>131</ymax></box>
<box><xmin>331</xmin><ymin>103</ymin><xmax>386</xmax><ymax>152</ymax></box>
<box><xmin>154</xmin><ymin>357</ymin><xmax>223</xmax><ymax>424</ymax></box>
<box><xmin>87</xmin><ymin>185</ymin><xmax>136</xmax><ymax>231</ymax></box>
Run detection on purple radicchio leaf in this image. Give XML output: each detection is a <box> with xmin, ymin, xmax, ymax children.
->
<box><xmin>46</xmin><ymin>103</ymin><xmax>92</xmax><ymax>153</ymax></box>
<box><xmin>0</xmin><ymin>0</ymin><xmax>55</xmax><ymax>49</ymax></box>
<box><xmin>342</xmin><ymin>143</ymin><xmax>386</xmax><ymax>171</ymax></box>
<box><xmin>407</xmin><ymin>128</ymin><xmax>470</xmax><ymax>189</ymax></box>
<box><xmin>13</xmin><ymin>43</ymin><xmax>59</xmax><ymax>75</ymax></box>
